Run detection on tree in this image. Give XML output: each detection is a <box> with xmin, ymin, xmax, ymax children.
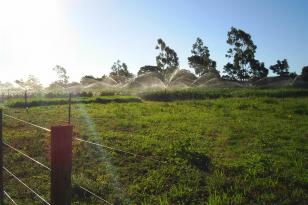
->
<box><xmin>223</xmin><ymin>27</ymin><xmax>259</xmax><ymax>81</ymax></box>
<box><xmin>250</xmin><ymin>59</ymin><xmax>268</xmax><ymax>79</ymax></box>
<box><xmin>137</xmin><ymin>65</ymin><xmax>161</xmax><ymax>75</ymax></box>
<box><xmin>52</xmin><ymin>65</ymin><xmax>69</xmax><ymax>87</ymax></box>
<box><xmin>269</xmin><ymin>59</ymin><xmax>289</xmax><ymax>76</ymax></box>
<box><xmin>15</xmin><ymin>75</ymin><xmax>43</xmax><ymax>91</ymax></box>
<box><xmin>289</xmin><ymin>72</ymin><xmax>297</xmax><ymax>78</ymax></box>
<box><xmin>301</xmin><ymin>66</ymin><xmax>308</xmax><ymax>81</ymax></box>
<box><xmin>109</xmin><ymin>60</ymin><xmax>134</xmax><ymax>83</ymax></box>
<box><xmin>156</xmin><ymin>38</ymin><xmax>179</xmax><ymax>80</ymax></box>
<box><xmin>188</xmin><ymin>37</ymin><xmax>218</xmax><ymax>76</ymax></box>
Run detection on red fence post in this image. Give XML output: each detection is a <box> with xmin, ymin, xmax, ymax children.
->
<box><xmin>0</xmin><ymin>109</ymin><xmax>3</xmax><ymax>205</ymax></box>
<box><xmin>68</xmin><ymin>93</ymin><xmax>72</xmax><ymax>124</ymax></box>
<box><xmin>50</xmin><ymin>125</ymin><xmax>73</xmax><ymax>205</ymax></box>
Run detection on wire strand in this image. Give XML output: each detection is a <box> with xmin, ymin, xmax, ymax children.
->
<box><xmin>3</xmin><ymin>167</ymin><xmax>51</xmax><ymax>205</ymax></box>
<box><xmin>3</xmin><ymin>114</ymin><xmax>51</xmax><ymax>132</ymax></box>
<box><xmin>4</xmin><ymin>190</ymin><xmax>18</xmax><ymax>205</ymax></box>
<box><xmin>3</xmin><ymin>141</ymin><xmax>51</xmax><ymax>171</ymax></box>
<box><xmin>78</xmin><ymin>185</ymin><xmax>113</xmax><ymax>205</ymax></box>
<box><xmin>75</xmin><ymin>137</ymin><xmax>167</xmax><ymax>164</ymax></box>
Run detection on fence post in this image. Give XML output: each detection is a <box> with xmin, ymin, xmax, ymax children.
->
<box><xmin>0</xmin><ymin>109</ymin><xmax>3</xmax><ymax>205</ymax></box>
<box><xmin>68</xmin><ymin>93</ymin><xmax>72</xmax><ymax>124</ymax></box>
<box><xmin>24</xmin><ymin>90</ymin><xmax>28</xmax><ymax>109</ymax></box>
<box><xmin>50</xmin><ymin>125</ymin><xmax>73</xmax><ymax>205</ymax></box>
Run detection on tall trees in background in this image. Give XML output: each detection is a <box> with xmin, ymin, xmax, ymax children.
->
<box><xmin>223</xmin><ymin>27</ymin><xmax>268</xmax><ymax>81</ymax></box>
<box><xmin>15</xmin><ymin>75</ymin><xmax>43</xmax><ymax>91</ymax></box>
<box><xmin>109</xmin><ymin>60</ymin><xmax>133</xmax><ymax>83</ymax></box>
<box><xmin>188</xmin><ymin>37</ymin><xmax>219</xmax><ymax>76</ymax></box>
<box><xmin>52</xmin><ymin>65</ymin><xmax>69</xmax><ymax>87</ymax></box>
<box><xmin>155</xmin><ymin>38</ymin><xmax>179</xmax><ymax>80</ymax></box>
<box><xmin>269</xmin><ymin>59</ymin><xmax>289</xmax><ymax>76</ymax></box>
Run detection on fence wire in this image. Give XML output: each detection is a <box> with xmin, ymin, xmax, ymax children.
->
<box><xmin>4</xmin><ymin>190</ymin><xmax>18</xmax><ymax>205</ymax></box>
<box><xmin>3</xmin><ymin>113</ymin><xmax>51</xmax><ymax>132</ymax></box>
<box><xmin>3</xmin><ymin>167</ymin><xmax>50</xmax><ymax>205</ymax></box>
<box><xmin>3</xmin><ymin>141</ymin><xmax>51</xmax><ymax>171</ymax></box>
<box><xmin>75</xmin><ymin>137</ymin><xmax>168</xmax><ymax>164</ymax></box>
<box><xmin>78</xmin><ymin>185</ymin><xmax>113</xmax><ymax>205</ymax></box>
<box><xmin>1</xmin><ymin>112</ymin><xmax>147</xmax><ymax>204</ymax></box>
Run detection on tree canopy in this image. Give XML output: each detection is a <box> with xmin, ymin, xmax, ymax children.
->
<box><xmin>156</xmin><ymin>38</ymin><xmax>179</xmax><ymax>80</ymax></box>
<box><xmin>188</xmin><ymin>37</ymin><xmax>218</xmax><ymax>76</ymax></box>
<box><xmin>52</xmin><ymin>65</ymin><xmax>69</xmax><ymax>87</ymax></box>
<box><xmin>223</xmin><ymin>27</ymin><xmax>268</xmax><ymax>81</ymax></box>
<box><xmin>109</xmin><ymin>60</ymin><xmax>134</xmax><ymax>83</ymax></box>
<box><xmin>15</xmin><ymin>75</ymin><xmax>43</xmax><ymax>91</ymax></box>
<box><xmin>269</xmin><ymin>59</ymin><xmax>289</xmax><ymax>76</ymax></box>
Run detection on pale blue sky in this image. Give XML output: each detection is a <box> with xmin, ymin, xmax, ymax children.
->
<box><xmin>0</xmin><ymin>0</ymin><xmax>307</xmax><ymax>84</ymax></box>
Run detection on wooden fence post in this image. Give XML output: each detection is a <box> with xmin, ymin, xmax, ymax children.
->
<box><xmin>24</xmin><ymin>91</ymin><xmax>28</xmax><ymax>109</ymax></box>
<box><xmin>50</xmin><ymin>125</ymin><xmax>73</xmax><ymax>205</ymax></box>
<box><xmin>0</xmin><ymin>109</ymin><xmax>3</xmax><ymax>205</ymax></box>
<box><xmin>68</xmin><ymin>93</ymin><xmax>72</xmax><ymax>124</ymax></box>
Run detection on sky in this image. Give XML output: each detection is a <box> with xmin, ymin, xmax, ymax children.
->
<box><xmin>0</xmin><ymin>0</ymin><xmax>307</xmax><ymax>85</ymax></box>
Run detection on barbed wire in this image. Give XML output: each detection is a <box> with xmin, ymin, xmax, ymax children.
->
<box><xmin>4</xmin><ymin>190</ymin><xmax>18</xmax><ymax>205</ymax></box>
<box><xmin>3</xmin><ymin>167</ymin><xmax>50</xmax><ymax>205</ymax></box>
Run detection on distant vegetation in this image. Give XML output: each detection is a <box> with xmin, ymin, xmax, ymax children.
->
<box><xmin>1</xmin><ymin>27</ymin><xmax>307</xmax><ymax>96</ymax></box>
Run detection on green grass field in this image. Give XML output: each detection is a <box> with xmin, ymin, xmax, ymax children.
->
<box><xmin>1</xmin><ymin>89</ymin><xmax>308</xmax><ymax>204</ymax></box>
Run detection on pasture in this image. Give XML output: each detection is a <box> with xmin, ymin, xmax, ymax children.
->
<box><xmin>1</xmin><ymin>88</ymin><xmax>308</xmax><ymax>204</ymax></box>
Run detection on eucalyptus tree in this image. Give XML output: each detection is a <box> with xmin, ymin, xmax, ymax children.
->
<box><xmin>269</xmin><ymin>59</ymin><xmax>289</xmax><ymax>76</ymax></box>
<box><xmin>155</xmin><ymin>38</ymin><xmax>179</xmax><ymax>80</ymax></box>
<box><xmin>223</xmin><ymin>27</ymin><xmax>268</xmax><ymax>81</ymax></box>
<box><xmin>188</xmin><ymin>37</ymin><xmax>218</xmax><ymax>76</ymax></box>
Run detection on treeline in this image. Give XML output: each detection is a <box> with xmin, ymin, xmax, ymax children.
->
<box><xmin>81</xmin><ymin>26</ymin><xmax>306</xmax><ymax>84</ymax></box>
<box><xmin>5</xmin><ymin>27</ymin><xmax>308</xmax><ymax>93</ymax></box>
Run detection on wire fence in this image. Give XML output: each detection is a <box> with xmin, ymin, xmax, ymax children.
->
<box><xmin>0</xmin><ymin>109</ymin><xmax>167</xmax><ymax>204</ymax></box>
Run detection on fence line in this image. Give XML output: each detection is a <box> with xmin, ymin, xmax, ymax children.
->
<box><xmin>3</xmin><ymin>114</ymin><xmax>51</xmax><ymax>132</ymax></box>
<box><xmin>4</xmin><ymin>190</ymin><xmax>18</xmax><ymax>205</ymax></box>
<box><xmin>3</xmin><ymin>167</ymin><xmax>50</xmax><ymax>205</ymax></box>
<box><xmin>4</xmin><ymin>112</ymin><xmax>167</xmax><ymax>164</ymax></box>
<box><xmin>1</xmin><ymin>107</ymin><xmax>165</xmax><ymax>204</ymax></box>
<box><xmin>4</xmin><ymin>136</ymin><xmax>113</xmax><ymax>204</ymax></box>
